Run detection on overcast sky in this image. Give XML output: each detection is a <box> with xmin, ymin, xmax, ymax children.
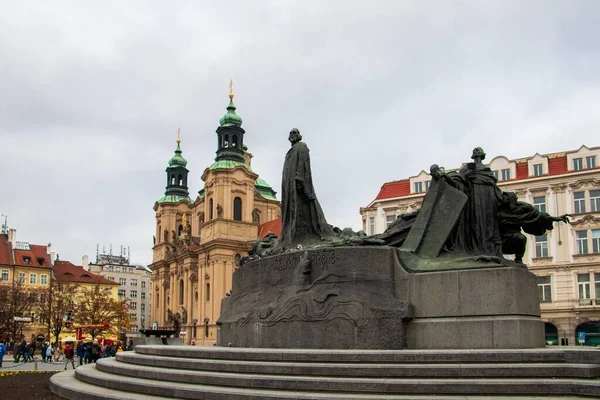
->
<box><xmin>1</xmin><ymin>1</ymin><xmax>599</xmax><ymax>266</ymax></box>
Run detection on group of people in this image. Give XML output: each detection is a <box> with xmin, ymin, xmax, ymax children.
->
<box><xmin>0</xmin><ymin>338</ymin><xmax>130</xmax><ymax>370</ymax></box>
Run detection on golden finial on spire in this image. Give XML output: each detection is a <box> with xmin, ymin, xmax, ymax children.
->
<box><xmin>176</xmin><ymin>127</ymin><xmax>181</xmax><ymax>144</ymax></box>
<box><xmin>229</xmin><ymin>79</ymin><xmax>234</xmax><ymax>99</ymax></box>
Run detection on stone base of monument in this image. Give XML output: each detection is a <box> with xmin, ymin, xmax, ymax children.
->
<box><xmin>406</xmin><ymin>264</ymin><xmax>544</xmax><ymax>349</ymax></box>
<box><xmin>218</xmin><ymin>246</ymin><xmax>544</xmax><ymax>349</ymax></box>
<box><xmin>50</xmin><ymin>345</ymin><xmax>600</xmax><ymax>399</ymax></box>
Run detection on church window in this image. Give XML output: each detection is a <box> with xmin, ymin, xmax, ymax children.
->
<box><xmin>232</xmin><ymin>135</ymin><xmax>238</xmax><ymax>147</ymax></box>
<box><xmin>209</xmin><ymin>199</ymin><xmax>214</xmax><ymax>220</ymax></box>
<box><xmin>179</xmin><ymin>280</ymin><xmax>184</xmax><ymax>305</ymax></box>
<box><xmin>171</xmin><ymin>174</ymin><xmax>175</xmax><ymax>185</ymax></box>
<box><xmin>206</xmin><ymin>283</ymin><xmax>210</xmax><ymax>301</ymax></box>
<box><xmin>178</xmin><ymin>174</ymin><xmax>183</xmax><ymax>185</ymax></box>
<box><xmin>233</xmin><ymin>197</ymin><xmax>243</xmax><ymax>221</ymax></box>
<box><xmin>224</xmin><ymin>134</ymin><xmax>229</xmax><ymax>148</ymax></box>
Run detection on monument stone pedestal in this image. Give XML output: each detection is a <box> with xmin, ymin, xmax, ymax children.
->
<box><xmin>406</xmin><ymin>266</ymin><xmax>544</xmax><ymax>349</ymax></box>
<box><xmin>218</xmin><ymin>246</ymin><xmax>544</xmax><ymax>349</ymax></box>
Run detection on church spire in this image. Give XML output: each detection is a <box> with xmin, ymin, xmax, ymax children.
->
<box><xmin>164</xmin><ymin>128</ymin><xmax>189</xmax><ymax>198</ymax></box>
<box><xmin>215</xmin><ymin>82</ymin><xmax>246</xmax><ymax>162</ymax></box>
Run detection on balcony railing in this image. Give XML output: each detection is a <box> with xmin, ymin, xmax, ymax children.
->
<box><xmin>578</xmin><ymin>299</ymin><xmax>599</xmax><ymax>306</ymax></box>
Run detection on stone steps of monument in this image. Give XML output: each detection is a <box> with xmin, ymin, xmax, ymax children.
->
<box><xmin>50</xmin><ymin>364</ymin><xmax>597</xmax><ymax>400</ymax></box>
<box><xmin>117</xmin><ymin>352</ymin><xmax>600</xmax><ymax>378</ymax></box>
<box><xmin>49</xmin><ymin>370</ymin><xmax>171</xmax><ymax>400</ymax></box>
<box><xmin>92</xmin><ymin>357</ymin><xmax>600</xmax><ymax>397</ymax></box>
<box><xmin>133</xmin><ymin>345</ymin><xmax>600</xmax><ymax>365</ymax></box>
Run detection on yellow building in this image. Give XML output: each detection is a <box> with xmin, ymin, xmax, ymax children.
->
<box><xmin>53</xmin><ymin>260</ymin><xmax>120</xmax><ymax>301</ymax></box>
<box><xmin>150</xmin><ymin>88</ymin><xmax>281</xmax><ymax>345</ymax></box>
<box><xmin>0</xmin><ymin>229</ymin><xmax>51</xmax><ymax>343</ymax></box>
<box><xmin>361</xmin><ymin>145</ymin><xmax>600</xmax><ymax>346</ymax></box>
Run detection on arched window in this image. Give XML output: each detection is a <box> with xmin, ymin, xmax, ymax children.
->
<box><xmin>179</xmin><ymin>280</ymin><xmax>184</xmax><ymax>305</ymax></box>
<box><xmin>156</xmin><ymin>294</ymin><xmax>159</xmax><ymax>308</ymax></box>
<box><xmin>209</xmin><ymin>199</ymin><xmax>214</xmax><ymax>220</ymax></box>
<box><xmin>232</xmin><ymin>135</ymin><xmax>238</xmax><ymax>147</ymax></box>
<box><xmin>224</xmin><ymin>134</ymin><xmax>229</xmax><ymax>148</ymax></box>
<box><xmin>171</xmin><ymin>174</ymin><xmax>175</xmax><ymax>185</ymax></box>
<box><xmin>178</xmin><ymin>174</ymin><xmax>183</xmax><ymax>185</ymax></box>
<box><xmin>233</xmin><ymin>197</ymin><xmax>242</xmax><ymax>221</ymax></box>
<box><xmin>157</xmin><ymin>224</ymin><xmax>161</xmax><ymax>243</ymax></box>
<box><xmin>205</xmin><ymin>283</ymin><xmax>210</xmax><ymax>301</ymax></box>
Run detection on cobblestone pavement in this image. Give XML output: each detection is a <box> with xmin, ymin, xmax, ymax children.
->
<box><xmin>0</xmin><ymin>355</ymin><xmax>86</xmax><ymax>371</ymax></box>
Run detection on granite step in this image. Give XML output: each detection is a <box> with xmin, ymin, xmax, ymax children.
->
<box><xmin>93</xmin><ymin>358</ymin><xmax>600</xmax><ymax>397</ymax></box>
<box><xmin>62</xmin><ymin>364</ymin><xmax>598</xmax><ymax>400</ymax></box>
<box><xmin>49</xmin><ymin>370</ymin><xmax>175</xmax><ymax>400</ymax></box>
<box><xmin>116</xmin><ymin>352</ymin><xmax>600</xmax><ymax>378</ymax></box>
<box><xmin>133</xmin><ymin>345</ymin><xmax>600</xmax><ymax>364</ymax></box>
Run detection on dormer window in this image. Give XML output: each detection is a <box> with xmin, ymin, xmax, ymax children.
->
<box><xmin>533</xmin><ymin>164</ymin><xmax>543</xmax><ymax>177</ymax></box>
<box><xmin>37</xmin><ymin>258</ymin><xmax>45</xmax><ymax>266</ymax></box>
<box><xmin>23</xmin><ymin>257</ymin><xmax>31</xmax><ymax>265</ymax></box>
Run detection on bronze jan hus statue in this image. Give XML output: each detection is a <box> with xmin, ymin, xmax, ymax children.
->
<box><xmin>380</xmin><ymin>147</ymin><xmax>568</xmax><ymax>267</ymax></box>
<box><xmin>279</xmin><ymin>128</ymin><xmax>333</xmax><ymax>249</ymax></box>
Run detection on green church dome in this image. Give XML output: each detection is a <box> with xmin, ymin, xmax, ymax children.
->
<box><xmin>219</xmin><ymin>97</ymin><xmax>243</xmax><ymax>127</ymax></box>
<box><xmin>168</xmin><ymin>142</ymin><xmax>187</xmax><ymax>167</ymax></box>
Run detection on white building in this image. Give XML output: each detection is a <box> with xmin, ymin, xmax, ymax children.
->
<box><xmin>87</xmin><ymin>251</ymin><xmax>152</xmax><ymax>340</ymax></box>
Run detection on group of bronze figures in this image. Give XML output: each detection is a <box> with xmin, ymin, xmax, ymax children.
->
<box><xmin>260</xmin><ymin>132</ymin><xmax>569</xmax><ymax>266</ymax></box>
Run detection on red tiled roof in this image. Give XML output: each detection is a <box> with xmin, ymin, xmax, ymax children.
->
<box><xmin>54</xmin><ymin>260</ymin><xmax>119</xmax><ymax>285</ymax></box>
<box><xmin>258</xmin><ymin>218</ymin><xmax>282</xmax><ymax>239</ymax></box>
<box><xmin>548</xmin><ymin>155</ymin><xmax>568</xmax><ymax>175</ymax></box>
<box><xmin>30</xmin><ymin>245</ymin><xmax>50</xmax><ymax>266</ymax></box>
<box><xmin>13</xmin><ymin>245</ymin><xmax>51</xmax><ymax>269</ymax></box>
<box><xmin>0</xmin><ymin>234</ymin><xmax>12</xmax><ymax>265</ymax></box>
<box><xmin>516</xmin><ymin>162</ymin><xmax>528</xmax><ymax>180</ymax></box>
<box><xmin>375</xmin><ymin>180</ymin><xmax>410</xmax><ymax>200</ymax></box>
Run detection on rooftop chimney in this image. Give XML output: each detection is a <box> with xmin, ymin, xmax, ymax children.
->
<box><xmin>7</xmin><ymin>228</ymin><xmax>16</xmax><ymax>248</ymax></box>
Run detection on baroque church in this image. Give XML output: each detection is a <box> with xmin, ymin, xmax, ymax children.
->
<box><xmin>149</xmin><ymin>87</ymin><xmax>281</xmax><ymax>345</ymax></box>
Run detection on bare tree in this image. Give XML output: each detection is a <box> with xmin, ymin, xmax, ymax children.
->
<box><xmin>0</xmin><ymin>280</ymin><xmax>41</xmax><ymax>342</ymax></box>
<box><xmin>75</xmin><ymin>284</ymin><xmax>130</xmax><ymax>339</ymax></box>
<box><xmin>38</xmin><ymin>278</ymin><xmax>79</xmax><ymax>345</ymax></box>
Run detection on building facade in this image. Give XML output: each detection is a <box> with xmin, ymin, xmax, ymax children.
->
<box><xmin>149</xmin><ymin>89</ymin><xmax>280</xmax><ymax>345</ymax></box>
<box><xmin>361</xmin><ymin>145</ymin><xmax>600</xmax><ymax>346</ymax></box>
<box><xmin>0</xmin><ymin>229</ymin><xmax>52</xmax><ymax>343</ymax></box>
<box><xmin>87</xmin><ymin>252</ymin><xmax>152</xmax><ymax>340</ymax></box>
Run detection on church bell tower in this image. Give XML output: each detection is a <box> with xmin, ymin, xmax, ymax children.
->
<box><xmin>215</xmin><ymin>80</ymin><xmax>245</xmax><ymax>163</ymax></box>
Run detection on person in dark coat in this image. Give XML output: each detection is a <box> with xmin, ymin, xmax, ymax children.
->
<box><xmin>76</xmin><ymin>342</ymin><xmax>85</xmax><ymax>365</ymax></box>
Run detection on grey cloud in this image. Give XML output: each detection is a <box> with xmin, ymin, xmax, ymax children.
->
<box><xmin>1</xmin><ymin>1</ymin><xmax>599</xmax><ymax>264</ymax></box>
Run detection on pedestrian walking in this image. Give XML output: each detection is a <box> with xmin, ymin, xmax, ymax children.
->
<box><xmin>0</xmin><ymin>339</ymin><xmax>7</xmax><ymax>368</ymax></box>
<box><xmin>76</xmin><ymin>342</ymin><xmax>85</xmax><ymax>365</ymax></box>
<box><xmin>63</xmin><ymin>343</ymin><xmax>75</xmax><ymax>370</ymax></box>
<box><xmin>46</xmin><ymin>345</ymin><xmax>53</xmax><ymax>363</ymax></box>
<box><xmin>41</xmin><ymin>341</ymin><xmax>48</xmax><ymax>363</ymax></box>
<box><xmin>53</xmin><ymin>344</ymin><xmax>61</xmax><ymax>362</ymax></box>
